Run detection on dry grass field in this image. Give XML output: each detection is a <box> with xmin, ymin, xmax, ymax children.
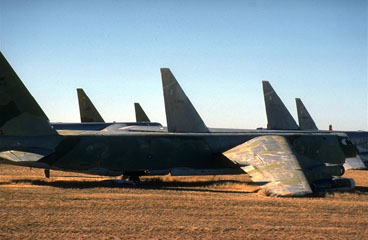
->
<box><xmin>0</xmin><ymin>164</ymin><xmax>367</xmax><ymax>239</ymax></box>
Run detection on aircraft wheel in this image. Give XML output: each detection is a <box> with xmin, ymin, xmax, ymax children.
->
<box><xmin>122</xmin><ymin>175</ymin><xmax>140</xmax><ymax>182</ymax></box>
<box><xmin>129</xmin><ymin>175</ymin><xmax>141</xmax><ymax>182</ymax></box>
<box><xmin>44</xmin><ymin>169</ymin><xmax>50</xmax><ymax>178</ymax></box>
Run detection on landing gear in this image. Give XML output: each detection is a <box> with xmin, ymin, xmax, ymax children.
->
<box><xmin>129</xmin><ymin>175</ymin><xmax>141</xmax><ymax>182</ymax></box>
<box><xmin>121</xmin><ymin>175</ymin><xmax>141</xmax><ymax>182</ymax></box>
<box><xmin>121</xmin><ymin>170</ymin><xmax>148</xmax><ymax>182</ymax></box>
<box><xmin>44</xmin><ymin>169</ymin><xmax>50</xmax><ymax>178</ymax></box>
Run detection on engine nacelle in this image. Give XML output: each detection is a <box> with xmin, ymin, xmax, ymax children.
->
<box><xmin>306</xmin><ymin>165</ymin><xmax>345</xmax><ymax>182</ymax></box>
<box><xmin>310</xmin><ymin>177</ymin><xmax>355</xmax><ymax>192</ymax></box>
<box><xmin>324</xmin><ymin>165</ymin><xmax>345</xmax><ymax>176</ymax></box>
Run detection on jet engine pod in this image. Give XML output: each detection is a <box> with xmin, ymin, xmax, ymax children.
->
<box><xmin>332</xmin><ymin>177</ymin><xmax>355</xmax><ymax>190</ymax></box>
<box><xmin>310</xmin><ymin>177</ymin><xmax>355</xmax><ymax>192</ymax></box>
<box><xmin>311</xmin><ymin>164</ymin><xmax>345</xmax><ymax>178</ymax></box>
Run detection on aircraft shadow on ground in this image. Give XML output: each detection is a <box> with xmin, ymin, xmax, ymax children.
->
<box><xmin>353</xmin><ymin>186</ymin><xmax>368</xmax><ymax>193</ymax></box>
<box><xmin>10</xmin><ymin>178</ymin><xmax>258</xmax><ymax>194</ymax></box>
<box><xmin>0</xmin><ymin>181</ymin><xmax>11</xmax><ymax>185</ymax></box>
<box><xmin>9</xmin><ymin>179</ymin><xmax>368</xmax><ymax>196</ymax></box>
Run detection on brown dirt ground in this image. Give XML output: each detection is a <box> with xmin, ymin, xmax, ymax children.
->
<box><xmin>0</xmin><ymin>165</ymin><xmax>367</xmax><ymax>240</ymax></box>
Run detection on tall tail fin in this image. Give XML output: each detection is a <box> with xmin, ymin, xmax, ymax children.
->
<box><xmin>77</xmin><ymin>88</ymin><xmax>105</xmax><ymax>123</ymax></box>
<box><xmin>161</xmin><ymin>68</ymin><xmax>209</xmax><ymax>133</ymax></box>
<box><xmin>295</xmin><ymin>98</ymin><xmax>318</xmax><ymax>130</ymax></box>
<box><xmin>0</xmin><ymin>52</ymin><xmax>56</xmax><ymax>136</ymax></box>
<box><xmin>262</xmin><ymin>81</ymin><xmax>299</xmax><ymax>130</ymax></box>
<box><xmin>134</xmin><ymin>103</ymin><xmax>150</xmax><ymax>122</ymax></box>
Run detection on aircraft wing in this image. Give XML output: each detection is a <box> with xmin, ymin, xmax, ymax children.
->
<box><xmin>224</xmin><ymin>135</ymin><xmax>313</xmax><ymax>196</ymax></box>
<box><xmin>344</xmin><ymin>156</ymin><xmax>367</xmax><ymax>170</ymax></box>
<box><xmin>0</xmin><ymin>150</ymin><xmax>48</xmax><ymax>162</ymax></box>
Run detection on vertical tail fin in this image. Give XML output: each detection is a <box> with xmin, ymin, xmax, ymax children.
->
<box><xmin>134</xmin><ymin>103</ymin><xmax>150</xmax><ymax>122</ymax></box>
<box><xmin>161</xmin><ymin>68</ymin><xmax>209</xmax><ymax>133</ymax></box>
<box><xmin>77</xmin><ymin>88</ymin><xmax>105</xmax><ymax>123</ymax></box>
<box><xmin>262</xmin><ymin>81</ymin><xmax>299</xmax><ymax>130</ymax></box>
<box><xmin>0</xmin><ymin>52</ymin><xmax>56</xmax><ymax>136</ymax></box>
<box><xmin>295</xmin><ymin>98</ymin><xmax>318</xmax><ymax>130</ymax></box>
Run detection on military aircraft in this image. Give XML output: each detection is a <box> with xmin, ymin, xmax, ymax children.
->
<box><xmin>0</xmin><ymin>52</ymin><xmax>358</xmax><ymax>196</ymax></box>
<box><xmin>262</xmin><ymin>80</ymin><xmax>367</xmax><ymax>169</ymax></box>
<box><xmin>296</xmin><ymin>98</ymin><xmax>368</xmax><ymax>168</ymax></box>
<box><xmin>51</xmin><ymin>88</ymin><xmax>161</xmax><ymax>132</ymax></box>
<box><xmin>77</xmin><ymin>88</ymin><xmax>151</xmax><ymax>123</ymax></box>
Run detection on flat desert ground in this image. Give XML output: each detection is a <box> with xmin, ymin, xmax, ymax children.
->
<box><xmin>0</xmin><ymin>164</ymin><xmax>367</xmax><ymax>239</ymax></box>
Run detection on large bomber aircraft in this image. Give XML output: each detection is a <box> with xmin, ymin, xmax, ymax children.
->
<box><xmin>262</xmin><ymin>81</ymin><xmax>367</xmax><ymax>169</ymax></box>
<box><xmin>0</xmin><ymin>52</ymin><xmax>358</xmax><ymax>196</ymax></box>
<box><xmin>75</xmin><ymin>76</ymin><xmax>368</xmax><ymax>169</ymax></box>
<box><xmin>295</xmin><ymin>98</ymin><xmax>368</xmax><ymax>168</ymax></box>
<box><xmin>52</xmin><ymin>88</ymin><xmax>161</xmax><ymax>132</ymax></box>
<box><xmin>76</xmin><ymin>88</ymin><xmax>150</xmax><ymax>123</ymax></box>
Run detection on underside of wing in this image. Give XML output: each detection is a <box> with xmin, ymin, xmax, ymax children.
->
<box><xmin>344</xmin><ymin>155</ymin><xmax>367</xmax><ymax>170</ymax></box>
<box><xmin>0</xmin><ymin>147</ymin><xmax>54</xmax><ymax>168</ymax></box>
<box><xmin>224</xmin><ymin>135</ymin><xmax>313</xmax><ymax>196</ymax></box>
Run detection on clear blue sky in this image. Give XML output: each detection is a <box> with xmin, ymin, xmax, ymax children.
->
<box><xmin>1</xmin><ymin>0</ymin><xmax>367</xmax><ymax>130</ymax></box>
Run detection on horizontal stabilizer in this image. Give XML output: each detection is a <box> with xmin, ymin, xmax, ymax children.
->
<box><xmin>161</xmin><ymin>68</ymin><xmax>209</xmax><ymax>133</ymax></box>
<box><xmin>134</xmin><ymin>103</ymin><xmax>150</xmax><ymax>122</ymax></box>
<box><xmin>77</xmin><ymin>88</ymin><xmax>105</xmax><ymax>123</ymax></box>
<box><xmin>0</xmin><ymin>52</ymin><xmax>56</xmax><ymax>136</ymax></box>
<box><xmin>296</xmin><ymin>98</ymin><xmax>318</xmax><ymax>130</ymax></box>
<box><xmin>263</xmin><ymin>81</ymin><xmax>299</xmax><ymax>130</ymax></box>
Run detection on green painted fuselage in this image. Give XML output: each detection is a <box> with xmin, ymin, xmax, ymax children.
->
<box><xmin>0</xmin><ymin>131</ymin><xmax>355</xmax><ymax>178</ymax></box>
